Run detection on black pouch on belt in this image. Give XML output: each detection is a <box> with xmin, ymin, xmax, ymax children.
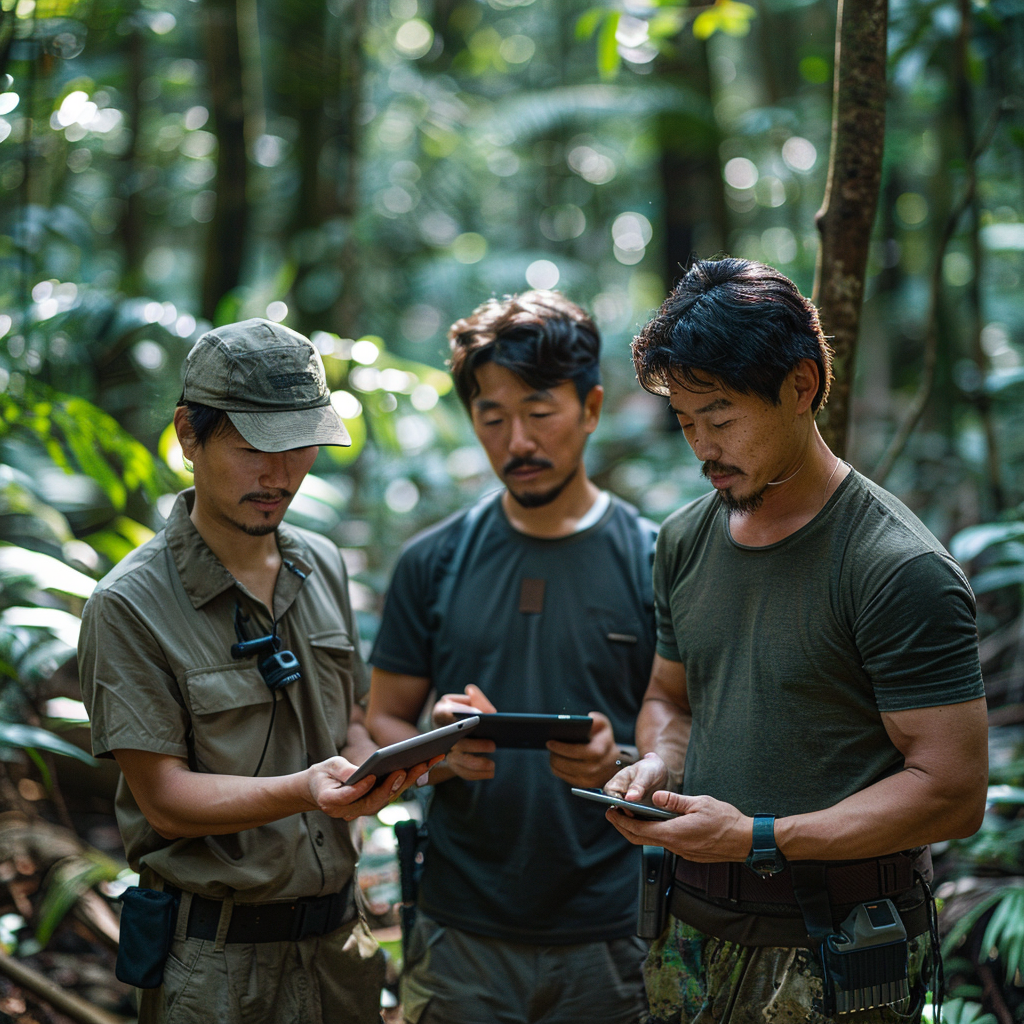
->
<box><xmin>821</xmin><ymin>900</ymin><xmax>910</xmax><ymax>1015</ymax></box>
<box><xmin>791</xmin><ymin>864</ymin><xmax>910</xmax><ymax>1016</ymax></box>
<box><xmin>116</xmin><ymin>886</ymin><xmax>178</xmax><ymax>988</ymax></box>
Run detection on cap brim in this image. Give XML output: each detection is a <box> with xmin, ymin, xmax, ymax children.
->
<box><xmin>227</xmin><ymin>405</ymin><xmax>351</xmax><ymax>452</ymax></box>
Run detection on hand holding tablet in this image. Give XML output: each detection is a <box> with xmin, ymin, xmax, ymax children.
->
<box><xmin>345</xmin><ymin>717</ymin><xmax>481</xmax><ymax>787</ymax></box>
<box><xmin>571</xmin><ymin>787</ymin><xmax>680</xmax><ymax>821</ymax></box>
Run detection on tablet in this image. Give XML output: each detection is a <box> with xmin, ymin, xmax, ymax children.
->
<box><xmin>571</xmin><ymin>788</ymin><xmax>679</xmax><ymax>821</ymax></box>
<box><xmin>451</xmin><ymin>712</ymin><xmax>592</xmax><ymax>749</ymax></box>
<box><xmin>346</xmin><ymin>717</ymin><xmax>480</xmax><ymax>786</ymax></box>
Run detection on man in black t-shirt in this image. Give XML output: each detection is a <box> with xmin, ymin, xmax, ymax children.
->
<box><xmin>366</xmin><ymin>292</ymin><xmax>656</xmax><ymax>1024</ymax></box>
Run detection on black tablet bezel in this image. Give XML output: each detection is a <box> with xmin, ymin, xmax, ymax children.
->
<box><xmin>451</xmin><ymin>711</ymin><xmax>592</xmax><ymax>748</ymax></box>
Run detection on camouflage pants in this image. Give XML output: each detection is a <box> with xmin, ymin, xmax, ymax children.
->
<box><xmin>642</xmin><ymin>915</ymin><xmax>932</xmax><ymax>1024</ymax></box>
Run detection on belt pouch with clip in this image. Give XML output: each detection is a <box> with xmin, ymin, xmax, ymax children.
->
<box><xmin>638</xmin><ymin>846</ymin><xmax>676</xmax><ymax>939</ymax></box>
<box><xmin>791</xmin><ymin>864</ymin><xmax>910</xmax><ymax>1016</ymax></box>
<box><xmin>116</xmin><ymin>886</ymin><xmax>178</xmax><ymax>988</ymax></box>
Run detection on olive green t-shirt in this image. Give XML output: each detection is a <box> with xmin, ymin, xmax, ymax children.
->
<box><xmin>78</xmin><ymin>490</ymin><xmax>367</xmax><ymax>902</ymax></box>
<box><xmin>655</xmin><ymin>470</ymin><xmax>984</xmax><ymax>818</ymax></box>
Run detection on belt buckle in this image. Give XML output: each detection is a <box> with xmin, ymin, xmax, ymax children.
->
<box><xmin>291</xmin><ymin>897</ymin><xmax>329</xmax><ymax>941</ymax></box>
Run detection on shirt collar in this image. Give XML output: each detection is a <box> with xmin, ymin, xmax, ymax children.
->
<box><xmin>165</xmin><ymin>489</ymin><xmax>314</xmax><ymax>611</ymax></box>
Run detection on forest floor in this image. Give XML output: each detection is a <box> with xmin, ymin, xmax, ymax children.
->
<box><xmin>0</xmin><ymin>801</ymin><xmax>409</xmax><ymax>1024</ymax></box>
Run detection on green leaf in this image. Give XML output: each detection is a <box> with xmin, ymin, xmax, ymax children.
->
<box><xmin>597</xmin><ymin>11</ymin><xmax>622</xmax><ymax>80</ymax></box>
<box><xmin>0</xmin><ymin>544</ymin><xmax>97</xmax><ymax>598</ymax></box>
<box><xmin>0</xmin><ymin>721</ymin><xmax>98</xmax><ymax>765</ymax></box>
<box><xmin>949</xmin><ymin>521</ymin><xmax>1024</xmax><ymax>563</ymax></box>
<box><xmin>970</xmin><ymin>564</ymin><xmax>1024</xmax><ymax>595</ymax></box>
<box><xmin>575</xmin><ymin>7</ymin><xmax>607</xmax><ymax>41</ymax></box>
<box><xmin>35</xmin><ymin>854</ymin><xmax>122</xmax><ymax>948</ymax></box>
<box><xmin>693</xmin><ymin>0</ymin><xmax>756</xmax><ymax>39</ymax></box>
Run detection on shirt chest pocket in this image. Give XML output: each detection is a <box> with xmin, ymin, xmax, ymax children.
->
<box><xmin>308</xmin><ymin>630</ymin><xmax>358</xmax><ymax>749</ymax></box>
<box><xmin>183</xmin><ymin>662</ymin><xmax>274</xmax><ymax>775</ymax></box>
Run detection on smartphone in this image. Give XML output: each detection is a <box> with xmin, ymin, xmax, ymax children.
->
<box><xmin>346</xmin><ymin>717</ymin><xmax>480</xmax><ymax>786</ymax></box>
<box><xmin>571</xmin><ymin>788</ymin><xmax>679</xmax><ymax>820</ymax></box>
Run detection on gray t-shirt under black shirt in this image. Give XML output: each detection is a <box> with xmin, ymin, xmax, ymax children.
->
<box><xmin>370</xmin><ymin>493</ymin><xmax>656</xmax><ymax>944</ymax></box>
<box><xmin>655</xmin><ymin>469</ymin><xmax>984</xmax><ymax>819</ymax></box>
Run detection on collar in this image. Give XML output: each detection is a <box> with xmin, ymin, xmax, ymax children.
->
<box><xmin>165</xmin><ymin>489</ymin><xmax>314</xmax><ymax>611</ymax></box>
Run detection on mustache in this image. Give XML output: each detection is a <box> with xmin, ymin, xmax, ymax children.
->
<box><xmin>503</xmin><ymin>457</ymin><xmax>554</xmax><ymax>475</ymax></box>
<box><xmin>701</xmin><ymin>462</ymin><xmax>744</xmax><ymax>479</ymax></box>
<box><xmin>240</xmin><ymin>490</ymin><xmax>292</xmax><ymax>504</ymax></box>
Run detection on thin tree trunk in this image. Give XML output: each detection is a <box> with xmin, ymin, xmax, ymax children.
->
<box><xmin>658</xmin><ymin>41</ymin><xmax>725</xmax><ymax>286</ymax></box>
<box><xmin>118</xmin><ymin>27</ymin><xmax>144</xmax><ymax>295</ymax></box>
<box><xmin>277</xmin><ymin>0</ymin><xmax>365</xmax><ymax>339</ymax></box>
<box><xmin>811</xmin><ymin>0</ymin><xmax>888</xmax><ymax>459</ymax></box>
<box><xmin>201</xmin><ymin>0</ymin><xmax>249</xmax><ymax>322</ymax></box>
<box><xmin>955</xmin><ymin>0</ymin><xmax>1005</xmax><ymax>513</ymax></box>
<box><xmin>872</xmin><ymin>104</ymin><xmax>1006</xmax><ymax>483</ymax></box>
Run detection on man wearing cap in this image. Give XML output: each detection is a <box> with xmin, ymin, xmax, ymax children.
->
<box><xmin>79</xmin><ymin>319</ymin><xmax>431</xmax><ymax>1024</ymax></box>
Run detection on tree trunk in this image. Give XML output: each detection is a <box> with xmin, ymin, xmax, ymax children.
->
<box><xmin>276</xmin><ymin>0</ymin><xmax>365</xmax><ymax>340</ymax></box>
<box><xmin>201</xmin><ymin>0</ymin><xmax>249</xmax><ymax>323</ymax></box>
<box><xmin>118</xmin><ymin>27</ymin><xmax>144</xmax><ymax>296</ymax></box>
<box><xmin>811</xmin><ymin>0</ymin><xmax>888</xmax><ymax>458</ymax></box>
<box><xmin>657</xmin><ymin>41</ymin><xmax>726</xmax><ymax>287</ymax></box>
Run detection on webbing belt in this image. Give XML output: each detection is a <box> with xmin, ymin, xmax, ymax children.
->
<box><xmin>673</xmin><ymin>848</ymin><xmax>930</xmax><ymax>908</ymax></box>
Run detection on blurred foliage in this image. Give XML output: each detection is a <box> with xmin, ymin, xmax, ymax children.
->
<box><xmin>0</xmin><ymin>0</ymin><xmax>1019</xmax><ymax>962</ymax></box>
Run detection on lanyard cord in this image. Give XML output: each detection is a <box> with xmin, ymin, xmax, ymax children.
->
<box><xmin>233</xmin><ymin>599</ymin><xmax>281</xmax><ymax>777</ymax></box>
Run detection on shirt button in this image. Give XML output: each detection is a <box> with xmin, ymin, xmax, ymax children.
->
<box><xmin>315</xmin><ymin>831</ymin><xmax>324</xmax><ymax>846</ymax></box>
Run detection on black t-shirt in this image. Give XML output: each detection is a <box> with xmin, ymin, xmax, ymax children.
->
<box><xmin>370</xmin><ymin>493</ymin><xmax>656</xmax><ymax>943</ymax></box>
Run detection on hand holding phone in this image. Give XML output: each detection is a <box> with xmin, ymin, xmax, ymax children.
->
<box><xmin>571</xmin><ymin>787</ymin><xmax>680</xmax><ymax>821</ymax></box>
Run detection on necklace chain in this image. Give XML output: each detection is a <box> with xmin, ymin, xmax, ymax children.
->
<box><xmin>765</xmin><ymin>457</ymin><xmax>806</xmax><ymax>487</ymax></box>
<box><xmin>821</xmin><ymin>457</ymin><xmax>842</xmax><ymax>510</ymax></box>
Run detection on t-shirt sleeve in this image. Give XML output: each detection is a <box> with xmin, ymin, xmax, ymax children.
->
<box><xmin>78</xmin><ymin>590</ymin><xmax>190</xmax><ymax>759</ymax></box>
<box><xmin>369</xmin><ymin>543</ymin><xmax>435</xmax><ymax>678</ymax></box>
<box><xmin>855</xmin><ymin>552</ymin><xmax>985</xmax><ymax>712</ymax></box>
<box><xmin>653</xmin><ymin>527</ymin><xmax>683</xmax><ymax>663</ymax></box>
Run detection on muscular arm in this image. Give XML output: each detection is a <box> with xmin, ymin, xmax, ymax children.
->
<box><xmin>608</xmin><ymin>695</ymin><xmax>989</xmax><ymax>862</ymax></box>
<box><xmin>113</xmin><ymin>747</ymin><xmax>411</xmax><ymax>840</ymax></box>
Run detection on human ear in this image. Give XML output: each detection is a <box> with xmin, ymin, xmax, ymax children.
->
<box><xmin>582</xmin><ymin>384</ymin><xmax>604</xmax><ymax>433</ymax></box>
<box><xmin>173</xmin><ymin>406</ymin><xmax>198</xmax><ymax>461</ymax></box>
<box><xmin>790</xmin><ymin>359</ymin><xmax>820</xmax><ymax>415</ymax></box>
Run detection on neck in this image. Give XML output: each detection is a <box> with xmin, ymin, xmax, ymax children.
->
<box><xmin>501</xmin><ymin>470</ymin><xmax>601</xmax><ymax>539</ymax></box>
<box><xmin>189</xmin><ymin>494</ymin><xmax>283</xmax><ymax>594</ymax></box>
<box><xmin>730</xmin><ymin>426</ymin><xmax>849</xmax><ymax>545</ymax></box>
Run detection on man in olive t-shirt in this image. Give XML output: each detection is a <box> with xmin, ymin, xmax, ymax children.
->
<box><xmin>366</xmin><ymin>291</ymin><xmax>655</xmax><ymax>1024</ymax></box>
<box><xmin>604</xmin><ymin>259</ymin><xmax>988</xmax><ymax>1024</ymax></box>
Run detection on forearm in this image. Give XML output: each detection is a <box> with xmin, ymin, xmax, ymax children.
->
<box><xmin>776</xmin><ymin>765</ymin><xmax>986</xmax><ymax>861</ymax></box>
<box><xmin>636</xmin><ymin>696</ymin><xmax>690</xmax><ymax>792</ymax></box>
<box><xmin>130</xmin><ymin>764</ymin><xmax>315</xmax><ymax>840</ymax></box>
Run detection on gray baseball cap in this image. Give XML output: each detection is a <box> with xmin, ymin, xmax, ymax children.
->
<box><xmin>182</xmin><ymin>318</ymin><xmax>350</xmax><ymax>451</ymax></box>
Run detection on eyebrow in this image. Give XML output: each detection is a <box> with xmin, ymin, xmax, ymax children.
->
<box><xmin>668</xmin><ymin>397</ymin><xmax>733</xmax><ymax>416</ymax></box>
<box><xmin>474</xmin><ymin>390</ymin><xmax>554</xmax><ymax>412</ymax></box>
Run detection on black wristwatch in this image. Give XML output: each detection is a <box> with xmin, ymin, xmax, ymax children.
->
<box><xmin>745</xmin><ymin>814</ymin><xmax>786</xmax><ymax>877</ymax></box>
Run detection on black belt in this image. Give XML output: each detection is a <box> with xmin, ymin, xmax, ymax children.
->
<box><xmin>673</xmin><ymin>847</ymin><xmax>930</xmax><ymax>907</ymax></box>
<box><xmin>165</xmin><ymin>883</ymin><xmax>352</xmax><ymax>943</ymax></box>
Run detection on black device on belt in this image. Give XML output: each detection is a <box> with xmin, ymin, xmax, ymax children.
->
<box><xmin>166</xmin><ymin>884</ymin><xmax>352</xmax><ymax>943</ymax></box>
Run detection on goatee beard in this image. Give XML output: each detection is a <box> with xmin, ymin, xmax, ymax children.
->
<box><xmin>506</xmin><ymin>463</ymin><xmax>580</xmax><ymax>509</ymax></box>
<box><xmin>702</xmin><ymin>461</ymin><xmax>764</xmax><ymax>514</ymax></box>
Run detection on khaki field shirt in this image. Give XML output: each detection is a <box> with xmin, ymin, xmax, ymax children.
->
<box><xmin>79</xmin><ymin>490</ymin><xmax>367</xmax><ymax>902</ymax></box>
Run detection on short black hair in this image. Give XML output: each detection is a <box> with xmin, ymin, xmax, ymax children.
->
<box><xmin>632</xmin><ymin>257</ymin><xmax>832</xmax><ymax>411</ymax></box>
<box><xmin>176</xmin><ymin>395</ymin><xmax>230</xmax><ymax>447</ymax></box>
<box><xmin>448</xmin><ymin>291</ymin><xmax>601</xmax><ymax>409</ymax></box>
